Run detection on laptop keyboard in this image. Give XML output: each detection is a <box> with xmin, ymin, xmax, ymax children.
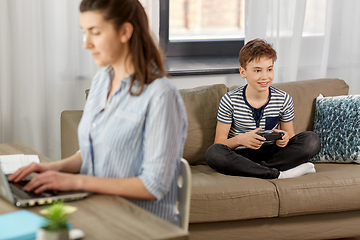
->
<box><xmin>9</xmin><ymin>181</ymin><xmax>54</xmax><ymax>199</ymax></box>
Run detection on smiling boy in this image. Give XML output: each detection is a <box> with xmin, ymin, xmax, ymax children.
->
<box><xmin>205</xmin><ymin>39</ymin><xmax>321</xmax><ymax>179</ymax></box>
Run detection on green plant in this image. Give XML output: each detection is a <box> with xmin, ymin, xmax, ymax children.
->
<box><xmin>40</xmin><ymin>201</ymin><xmax>76</xmax><ymax>231</ymax></box>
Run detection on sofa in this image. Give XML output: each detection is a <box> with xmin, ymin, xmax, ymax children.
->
<box><xmin>61</xmin><ymin>78</ymin><xmax>360</xmax><ymax>240</ymax></box>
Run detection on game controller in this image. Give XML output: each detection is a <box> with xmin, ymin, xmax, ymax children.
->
<box><xmin>257</xmin><ymin>132</ymin><xmax>284</xmax><ymax>142</ymax></box>
<box><xmin>234</xmin><ymin>132</ymin><xmax>285</xmax><ymax>150</ymax></box>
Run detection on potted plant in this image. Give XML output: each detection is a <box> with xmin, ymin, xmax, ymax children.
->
<box><xmin>36</xmin><ymin>201</ymin><xmax>77</xmax><ymax>240</ymax></box>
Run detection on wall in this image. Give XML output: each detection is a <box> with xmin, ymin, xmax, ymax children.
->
<box><xmin>169</xmin><ymin>73</ymin><xmax>244</xmax><ymax>90</ymax></box>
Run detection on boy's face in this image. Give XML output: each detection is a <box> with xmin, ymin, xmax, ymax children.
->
<box><xmin>239</xmin><ymin>57</ymin><xmax>274</xmax><ymax>93</ymax></box>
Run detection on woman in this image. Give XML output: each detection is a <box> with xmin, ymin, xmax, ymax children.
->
<box><xmin>9</xmin><ymin>0</ymin><xmax>188</xmax><ymax>226</ymax></box>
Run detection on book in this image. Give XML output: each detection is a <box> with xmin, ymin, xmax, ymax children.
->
<box><xmin>0</xmin><ymin>154</ymin><xmax>40</xmax><ymax>175</ymax></box>
<box><xmin>0</xmin><ymin>210</ymin><xmax>45</xmax><ymax>240</ymax></box>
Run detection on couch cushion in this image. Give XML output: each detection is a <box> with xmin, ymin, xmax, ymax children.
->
<box><xmin>179</xmin><ymin>84</ymin><xmax>228</xmax><ymax>165</ymax></box>
<box><xmin>229</xmin><ymin>79</ymin><xmax>349</xmax><ymax>134</ymax></box>
<box><xmin>270</xmin><ymin>163</ymin><xmax>360</xmax><ymax>217</ymax></box>
<box><xmin>189</xmin><ymin>165</ymin><xmax>279</xmax><ymax>223</ymax></box>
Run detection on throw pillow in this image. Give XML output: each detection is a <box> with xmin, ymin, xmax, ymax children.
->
<box><xmin>312</xmin><ymin>94</ymin><xmax>360</xmax><ymax>163</ymax></box>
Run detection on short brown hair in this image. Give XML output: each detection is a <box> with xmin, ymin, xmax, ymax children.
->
<box><xmin>80</xmin><ymin>0</ymin><xmax>167</xmax><ymax>96</ymax></box>
<box><xmin>239</xmin><ymin>39</ymin><xmax>277</xmax><ymax>69</ymax></box>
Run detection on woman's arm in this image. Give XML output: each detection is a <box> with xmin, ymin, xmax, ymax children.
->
<box><xmin>9</xmin><ymin>152</ymin><xmax>82</xmax><ymax>183</ymax></box>
<box><xmin>22</xmin><ymin>172</ymin><xmax>156</xmax><ymax>199</ymax></box>
<box><xmin>13</xmin><ymin>153</ymin><xmax>154</xmax><ymax>199</ymax></box>
<box><xmin>80</xmin><ymin>176</ymin><xmax>156</xmax><ymax>199</ymax></box>
<box><xmin>55</xmin><ymin>152</ymin><xmax>83</xmax><ymax>173</ymax></box>
<box><xmin>12</xmin><ymin>153</ymin><xmax>154</xmax><ymax>199</ymax></box>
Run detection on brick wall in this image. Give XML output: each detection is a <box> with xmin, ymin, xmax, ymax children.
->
<box><xmin>170</xmin><ymin>0</ymin><xmax>244</xmax><ymax>30</ymax></box>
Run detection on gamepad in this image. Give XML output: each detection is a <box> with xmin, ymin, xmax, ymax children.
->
<box><xmin>234</xmin><ymin>132</ymin><xmax>284</xmax><ymax>150</ymax></box>
<box><xmin>257</xmin><ymin>132</ymin><xmax>284</xmax><ymax>141</ymax></box>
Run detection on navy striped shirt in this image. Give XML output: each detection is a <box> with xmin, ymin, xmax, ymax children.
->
<box><xmin>77</xmin><ymin>66</ymin><xmax>188</xmax><ymax>225</ymax></box>
<box><xmin>217</xmin><ymin>84</ymin><xmax>294</xmax><ymax>138</ymax></box>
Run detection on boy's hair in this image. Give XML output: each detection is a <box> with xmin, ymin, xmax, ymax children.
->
<box><xmin>239</xmin><ymin>39</ymin><xmax>277</xmax><ymax>69</ymax></box>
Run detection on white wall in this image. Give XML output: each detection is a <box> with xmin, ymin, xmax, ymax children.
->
<box><xmin>169</xmin><ymin>73</ymin><xmax>245</xmax><ymax>90</ymax></box>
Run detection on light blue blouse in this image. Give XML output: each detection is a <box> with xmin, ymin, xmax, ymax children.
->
<box><xmin>77</xmin><ymin>66</ymin><xmax>188</xmax><ymax>225</ymax></box>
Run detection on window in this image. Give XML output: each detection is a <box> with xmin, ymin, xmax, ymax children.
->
<box><xmin>160</xmin><ymin>0</ymin><xmax>245</xmax><ymax>58</ymax></box>
<box><xmin>303</xmin><ymin>0</ymin><xmax>327</xmax><ymax>36</ymax></box>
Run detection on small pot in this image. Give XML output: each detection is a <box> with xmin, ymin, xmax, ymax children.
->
<box><xmin>36</xmin><ymin>228</ymin><xmax>69</xmax><ymax>240</ymax></box>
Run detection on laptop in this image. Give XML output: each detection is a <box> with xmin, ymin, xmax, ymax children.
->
<box><xmin>0</xmin><ymin>165</ymin><xmax>90</xmax><ymax>207</ymax></box>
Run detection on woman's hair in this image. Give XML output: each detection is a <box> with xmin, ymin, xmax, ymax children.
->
<box><xmin>239</xmin><ymin>39</ymin><xmax>277</xmax><ymax>70</ymax></box>
<box><xmin>80</xmin><ymin>0</ymin><xmax>167</xmax><ymax>95</ymax></box>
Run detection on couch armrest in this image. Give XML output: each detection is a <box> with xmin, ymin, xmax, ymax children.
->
<box><xmin>61</xmin><ymin>110</ymin><xmax>83</xmax><ymax>159</ymax></box>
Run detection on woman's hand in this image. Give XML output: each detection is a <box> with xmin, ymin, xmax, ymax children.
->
<box><xmin>8</xmin><ymin>162</ymin><xmax>57</xmax><ymax>183</ymax></box>
<box><xmin>22</xmin><ymin>171</ymin><xmax>82</xmax><ymax>194</ymax></box>
<box><xmin>239</xmin><ymin>127</ymin><xmax>266</xmax><ymax>150</ymax></box>
<box><xmin>273</xmin><ymin>128</ymin><xmax>289</xmax><ymax>147</ymax></box>
<box><xmin>8</xmin><ymin>152</ymin><xmax>83</xmax><ymax>185</ymax></box>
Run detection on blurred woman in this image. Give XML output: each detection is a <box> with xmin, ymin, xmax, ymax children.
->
<box><xmin>9</xmin><ymin>0</ymin><xmax>188</xmax><ymax>225</ymax></box>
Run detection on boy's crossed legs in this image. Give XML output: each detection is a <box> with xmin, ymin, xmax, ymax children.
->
<box><xmin>206</xmin><ymin>131</ymin><xmax>321</xmax><ymax>179</ymax></box>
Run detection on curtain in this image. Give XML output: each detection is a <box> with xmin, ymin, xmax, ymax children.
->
<box><xmin>0</xmin><ymin>0</ymin><xmax>158</xmax><ymax>160</ymax></box>
<box><xmin>0</xmin><ymin>0</ymin><xmax>97</xmax><ymax>160</ymax></box>
<box><xmin>245</xmin><ymin>0</ymin><xmax>360</xmax><ymax>94</ymax></box>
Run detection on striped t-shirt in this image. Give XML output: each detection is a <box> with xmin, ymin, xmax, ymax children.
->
<box><xmin>217</xmin><ymin>84</ymin><xmax>294</xmax><ymax>138</ymax></box>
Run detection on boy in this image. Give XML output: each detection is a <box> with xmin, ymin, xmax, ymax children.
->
<box><xmin>205</xmin><ymin>39</ymin><xmax>321</xmax><ymax>179</ymax></box>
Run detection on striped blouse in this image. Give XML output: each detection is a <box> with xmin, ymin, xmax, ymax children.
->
<box><xmin>77</xmin><ymin>66</ymin><xmax>188</xmax><ymax>226</ymax></box>
<box><xmin>217</xmin><ymin>84</ymin><xmax>294</xmax><ymax>138</ymax></box>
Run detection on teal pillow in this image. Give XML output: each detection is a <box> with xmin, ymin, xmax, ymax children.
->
<box><xmin>312</xmin><ymin>94</ymin><xmax>360</xmax><ymax>163</ymax></box>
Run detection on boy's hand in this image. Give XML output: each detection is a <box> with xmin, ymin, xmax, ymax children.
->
<box><xmin>239</xmin><ymin>127</ymin><xmax>266</xmax><ymax>150</ymax></box>
<box><xmin>272</xmin><ymin>128</ymin><xmax>289</xmax><ymax>147</ymax></box>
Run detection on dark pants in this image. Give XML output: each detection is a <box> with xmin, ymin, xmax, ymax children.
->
<box><xmin>205</xmin><ymin>131</ymin><xmax>321</xmax><ymax>179</ymax></box>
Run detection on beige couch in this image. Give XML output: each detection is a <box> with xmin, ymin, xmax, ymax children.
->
<box><xmin>61</xmin><ymin>78</ymin><xmax>360</xmax><ymax>240</ymax></box>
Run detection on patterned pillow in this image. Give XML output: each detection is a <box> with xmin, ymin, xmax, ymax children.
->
<box><xmin>312</xmin><ymin>94</ymin><xmax>360</xmax><ymax>163</ymax></box>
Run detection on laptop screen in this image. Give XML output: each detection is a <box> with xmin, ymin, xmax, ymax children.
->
<box><xmin>0</xmin><ymin>165</ymin><xmax>15</xmax><ymax>204</ymax></box>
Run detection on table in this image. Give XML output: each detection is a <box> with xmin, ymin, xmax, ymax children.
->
<box><xmin>0</xmin><ymin>142</ymin><xmax>188</xmax><ymax>240</ymax></box>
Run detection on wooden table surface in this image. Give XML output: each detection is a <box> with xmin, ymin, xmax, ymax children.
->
<box><xmin>0</xmin><ymin>142</ymin><xmax>188</xmax><ymax>240</ymax></box>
